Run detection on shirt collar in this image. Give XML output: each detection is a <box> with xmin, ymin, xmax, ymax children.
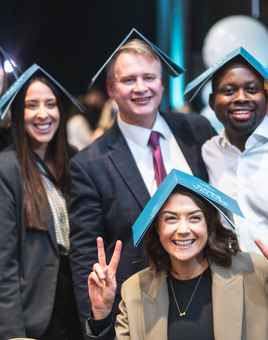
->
<box><xmin>117</xmin><ymin>112</ymin><xmax>169</xmax><ymax>147</ymax></box>
<box><xmin>250</xmin><ymin>114</ymin><xmax>268</xmax><ymax>140</ymax></box>
<box><xmin>217</xmin><ymin>129</ymin><xmax>243</xmax><ymax>154</ymax></box>
<box><xmin>218</xmin><ymin>129</ymin><xmax>231</xmax><ymax>148</ymax></box>
<box><xmin>245</xmin><ymin>114</ymin><xmax>268</xmax><ymax>149</ymax></box>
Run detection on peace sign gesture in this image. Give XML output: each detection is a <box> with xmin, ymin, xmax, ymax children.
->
<box><xmin>88</xmin><ymin>237</ymin><xmax>122</xmax><ymax>320</ymax></box>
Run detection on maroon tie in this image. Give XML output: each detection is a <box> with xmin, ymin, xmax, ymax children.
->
<box><xmin>148</xmin><ymin>131</ymin><xmax>167</xmax><ymax>186</ymax></box>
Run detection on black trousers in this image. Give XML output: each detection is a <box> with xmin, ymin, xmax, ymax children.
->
<box><xmin>40</xmin><ymin>255</ymin><xmax>84</xmax><ymax>340</ymax></box>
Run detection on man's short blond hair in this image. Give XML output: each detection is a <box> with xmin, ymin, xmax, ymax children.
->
<box><xmin>106</xmin><ymin>38</ymin><xmax>162</xmax><ymax>81</ymax></box>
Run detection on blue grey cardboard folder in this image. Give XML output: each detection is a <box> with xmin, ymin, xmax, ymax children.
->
<box><xmin>132</xmin><ymin>169</ymin><xmax>244</xmax><ymax>246</ymax></box>
<box><xmin>89</xmin><ymin>27</ymin><xmax>184</xmax><ymax>88</ymax></box>
<box><xmin>184</xmin><ymin>47</ymin><xmax>268</xmax><ymax>101</ymax></box>
<box><xmin>0</xmin><ymin>63</ymin><xmax>83</xmax><ymax>120</ymax></box>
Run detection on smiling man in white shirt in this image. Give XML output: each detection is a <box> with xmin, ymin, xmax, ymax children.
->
<box><xmin>185</xmin><ymin>48</ymin><xmax>268</xmax><ymax>254</ymax></box>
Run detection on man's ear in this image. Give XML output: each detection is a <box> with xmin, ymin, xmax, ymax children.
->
<box><xmin>261</xmin><ymin>83</ymin><xmax>268</xmax><ymax>113</ymax></box>
<box><xmin>264</xmin><ymin>81</ymin><xmax>268</xmax><ymax>100</ymax></box>
<box><xmin>106</xmin><ymin>79</ymin><xmax>114</xmax><ymax>99</ymax></box>
<box><xmin>209</xmin><ymin>93</ymin><xmax>215</xmax><ymax>111</ymax></box>
<box><xmin>160</xmin><ymin>83</ymin><xmax>164</xmax><ymax>96</ymax></box>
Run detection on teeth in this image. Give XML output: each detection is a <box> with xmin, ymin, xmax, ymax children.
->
<box><xmin>35</xmin><ymin>123</ymin><xmax>51</xmax><ymax>131</ymax></box>
<box><xmin>172</xmin><ymin>240</ymin><xmax>194</xmax><ymax>247</ymax></box>
<box><xmin>230</xmin><ymin>111</ymin><xmax>252</xmax><ymax>121</ymax></box>
<box><xmin>232</xmin><ymin>111</ymin><xmax>250</xmax><ymax>114</ymax></box>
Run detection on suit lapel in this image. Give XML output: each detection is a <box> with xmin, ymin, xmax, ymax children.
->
<box><xmin>107</xmin><ymin>124</ymin><xmax>150</xmax><ymax>209</ymax></box>
<box><xmin>162</xmin><ymin>112</ymin><xmax>207</xmax><ymax>179</ymax></box>
<box><xmin>46</xmin><ymin>208</ymin><xmax>59</xmax><ymax>255</ymax></box>
<box><xmin>142</xmin><ymin>271</ymin><xmax>169</xmax><ymax>340</ymax></box>
<box><xmin>211</xmin><ymin>263</ymin><xmax>244</xmax><ymax>340</ymax></box>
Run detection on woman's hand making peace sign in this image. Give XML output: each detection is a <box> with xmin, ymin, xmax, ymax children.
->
<box><xmin>88</xmin><ymin>237</ymin><xmax>122</xmax><ymax>320</ymax></box>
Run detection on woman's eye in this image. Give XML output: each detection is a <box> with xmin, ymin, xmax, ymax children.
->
<box><xmin>46</xmin><ymin>101</ymin><xmax>57</xmax><ymax>109</ymax></box>
<box><xmin>25</xmin><ymin>102</ymin><xmax>38</xmax><ymax>109</ymax></box>
<box><xmin>190</xmin><ymin>215</ymin><xmax>201</xmax><ymax>222</ymax></box>
<box><xmin>165</xmin><ymin>216</ymin><xmax>177</xmax><ymax>223</ymax></box>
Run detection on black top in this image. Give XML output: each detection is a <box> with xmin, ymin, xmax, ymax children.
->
<box><xmin>167</xmin><ymin>268</ymin><xmax>214</xmax><ymax>340</ymax></box>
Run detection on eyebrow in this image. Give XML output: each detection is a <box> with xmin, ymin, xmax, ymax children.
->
<box><xmin>219</xmin><ymin>79</ymin><xmax>263</xmax><ymax>87</ymax></box>
<box><xmin>159</xmin><ymin>209</ymin><xmax>202</xmax><ymax>216</ymax></box>
<box><xmin>25</xmin><ymin>97</ymin><xmax>56</xmax><ymax>102</ymax></box>
<box><xmin>120</xmin><ymin>72</ymin><xmax>156</xmax><ymax>79</ymax></box>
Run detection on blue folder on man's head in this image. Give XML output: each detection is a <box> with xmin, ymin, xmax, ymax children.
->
<box><xmin>184</xmin><ymin>47</ymin><xmax>268</xmax><ymax>102</ymax></box>
<box><xmin>89</xmin><ymin>27</ymin><xmax>184</xmax><ymax>88</ymax></box>
<box><xmin>132</xmin><ymin>169</ymin><xmax>244</xmax><ymax>247</ymax></box>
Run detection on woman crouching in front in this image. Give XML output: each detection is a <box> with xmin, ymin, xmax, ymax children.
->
<box><xmin>87</xmin><ymin>173</ymin><xmax>268</xmax><ymax>340</ymax></box>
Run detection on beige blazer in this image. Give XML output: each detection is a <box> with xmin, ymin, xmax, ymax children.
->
<box><xmin>115</xmin><ymin>252</ymin><xmax>268</xmax><ymax>340</ymax></box>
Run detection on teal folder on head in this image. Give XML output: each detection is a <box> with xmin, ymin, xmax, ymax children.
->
<box><xmin>132</xmin><ymin>169</ymin><xmax>244</xmax><ymax>246</ymax></box>
<box><xmin>0</xmin><ymin>63</ymin><xmax>83</xmax><ymax>120</ymax></box>
<box><xmin>184</xmin><ymin>47</ymin><xmax>268</xmax><ymax>102</ymax></box>
<box><xmin>89</xmin><ymin>27</ymin><xmax>184</xmax><ymax>88</ymax></box>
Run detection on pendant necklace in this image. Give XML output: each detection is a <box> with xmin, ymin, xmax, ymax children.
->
<box><xmin>169</xmin><ymin>272</ymin><xmax>204</xmax><ymax>317</ymax></box>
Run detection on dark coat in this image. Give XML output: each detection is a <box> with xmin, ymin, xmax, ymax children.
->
<box><xmin>0</xmin><ymin>148</ymin><xmax>60</xmax><ymax>339</ymax></box>
<box><xmin>69</xmin><ymin>112</ymin><xmax>216</xmax><ymax>319</ymax></box>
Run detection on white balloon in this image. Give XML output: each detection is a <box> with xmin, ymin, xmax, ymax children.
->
<box><xmin>203</xmin><ymin>15</ymin><xmax>268</xmax><ymax>67</ymax></box>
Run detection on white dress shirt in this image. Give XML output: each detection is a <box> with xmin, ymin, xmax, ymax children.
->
<box><xmin>202</xmin><ymin>115</ymin><xmax>268</xmax><ymax>254</ymax></box>
<box><xmin>117</xmin><ymin>112</ymin><xmax>192</xmax><ymax>196</ymax></box>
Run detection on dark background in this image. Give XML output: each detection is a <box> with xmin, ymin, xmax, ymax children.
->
<box><xmin>1</xmin><ymin>0</ymin><xmax>268</xmax><ymax>96</ymax></box>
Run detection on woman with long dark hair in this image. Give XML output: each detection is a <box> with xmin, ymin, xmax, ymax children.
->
<box><xmin>0</xmin><ymin>66</ymin><xmax>83</xmax><ymax>340</ymax></box>
<box><xmin>87</xmin><ymin>170</ymin><xmax>268</xmax><ymax>340</ymax></box>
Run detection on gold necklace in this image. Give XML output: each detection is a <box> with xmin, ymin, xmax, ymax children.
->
<box><xmin>169</xmin><ymin>272</ymin><xmax>204</xmax><ymax>317</ymax></box>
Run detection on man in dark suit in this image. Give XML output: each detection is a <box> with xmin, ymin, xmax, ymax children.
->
<box><xmin>69</xmin><ymin>32</ymin><xmax>215</xmax><ymax>324</ymax></box>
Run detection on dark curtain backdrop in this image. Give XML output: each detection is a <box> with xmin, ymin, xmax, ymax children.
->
<box><xmin>0</xmin><ymin>0</ymin><xmax>156</xmax><ymax>95</ymax></box>
<box><xmin>1</xmin><ymin>0</ymin><xmax>268</xmax><ymax>97</ymax></box>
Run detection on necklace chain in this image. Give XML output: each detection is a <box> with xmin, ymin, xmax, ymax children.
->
<box><xmin>169</xmin><ymin>272</ymin><xmax>204</xmax><ymax>317</ymax></box>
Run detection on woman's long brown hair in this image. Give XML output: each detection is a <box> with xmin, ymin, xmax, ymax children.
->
<box><xmin>11</xmin><ymin>76</ymin><xmax>70</xmax><ymax>230</ymax></box>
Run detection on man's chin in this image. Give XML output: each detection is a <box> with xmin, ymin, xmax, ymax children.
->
<box><xmin>229</xmin><ymin>122</ymin><xmax>257</xmax><ymax>137</ymax></box>
<box><xmin>131</xmin><ymin>106</ymin><xmax>158</xmax><ymax>117</ymax></box>
<box><xmin>229</xmin><ymin>116</ymin><xmax>256</xmax><ymax>128</ymax></box>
